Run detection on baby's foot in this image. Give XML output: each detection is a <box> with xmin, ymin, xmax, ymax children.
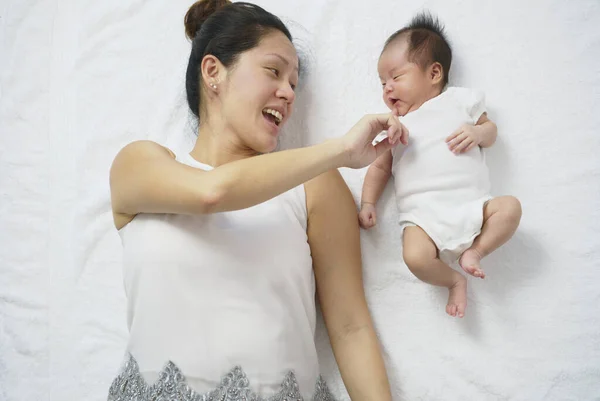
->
<box><xmin>446</xmin><ymin>276</ymin><xmax>467</xmax><ymax>318</ymax></box>
<box><xmin>459</xmin><ymin>248</ymin><xmax>485</xmax><ymax>279</ymax></box>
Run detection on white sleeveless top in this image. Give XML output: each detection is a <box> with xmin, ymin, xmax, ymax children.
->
<box><xmin>109</xmin><ymin>151</ymin><xmax>333</xmax><ymax>400</ymax></box>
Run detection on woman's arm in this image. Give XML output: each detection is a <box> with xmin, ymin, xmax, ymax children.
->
<box><xmin>306</xmin><ymin>170</ymin><xmax>391</xmax><ymax>401</ymax></box>
<box><xmin>110</xmin><ymin>113</ymin><xmax>405</xmax><ymax>224</ymax></box>
<box><xmin>110</xmin><ymin>139</ymin><xmax>343</xmax><ymax>217</ymax></box>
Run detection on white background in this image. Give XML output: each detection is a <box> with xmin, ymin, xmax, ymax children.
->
<box><xmin>1</xmin><ymin>0</ymin><xmax>599</xmax><ymax>400</ymax></box>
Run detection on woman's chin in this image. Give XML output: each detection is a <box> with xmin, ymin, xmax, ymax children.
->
<box><xmin>252</xmin><ymin>136</ymin><xmax>278</xmax><ymax>154</ymax></box>
<box><xmin>263</xmin><ymin>139</ymin><xmax>279</xmax><ymax>153</ymax></box>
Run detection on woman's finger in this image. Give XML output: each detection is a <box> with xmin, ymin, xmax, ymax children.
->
<box><xmin>389</xmin><ymin>114</ymin><xmax>402</xmax><ymax>133</ymax></box>
<box><xmin>400</xmin><ymin>124</ymin><xmax>409</xmax><ymax>145</ymax></box>
<box><xmin>363</xmin><ymin>113</ymin><xmax>398</xmax><ymax>141</ymax></box>
<box><xmin>387</xmin><ymin>125</ymin><xmax>399</xmax><ymax>144</ymax></box>
<box><xmin>373</xmin><ymin>135</ymin><xmax>396</xmax><ymax>157</ymax></box>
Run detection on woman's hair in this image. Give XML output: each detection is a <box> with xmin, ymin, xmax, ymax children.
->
<box><xmin>184</xmin><ymin>0</ymin><xmax>293</xmax><ymax>118</ymax></box>
<box><xmin>383</xmin><ymin>11</ymin><xmax>452</xmax><ymax>87</ymax></box>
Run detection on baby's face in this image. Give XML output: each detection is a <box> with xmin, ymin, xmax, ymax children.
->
<box><xmin>378</xmin><ymin>40</ymin><xmax>436</xmax><ymax>116</ymax></box>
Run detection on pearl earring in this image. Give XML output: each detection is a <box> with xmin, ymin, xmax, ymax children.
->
<box><xmin>210</xmin><ymin>83</ymin><xmax>217</xmax><ymax>89</ymax></box>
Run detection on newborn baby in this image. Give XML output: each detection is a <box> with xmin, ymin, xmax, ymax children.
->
<box><xmin>359</xmin><ymin>12</ymin><xmax>522</xmax><ymax>318</ymax></box>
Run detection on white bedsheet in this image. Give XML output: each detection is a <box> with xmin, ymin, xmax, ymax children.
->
<box><xmin>1</xmin><ymin>0</ymin><xmax>599</xmax><ymax>400</ymax></box>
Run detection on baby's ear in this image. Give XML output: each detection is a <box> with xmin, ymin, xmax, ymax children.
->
<box><xmin>430</xmin><ymin>62</ymin><xmax>443</xmax><ymax>84</ymax></box>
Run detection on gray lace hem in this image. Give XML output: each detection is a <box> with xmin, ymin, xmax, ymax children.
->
<box><xmin>107</xmin><ymin>354</ymin><xmax>336</xmax><ymax>401</ymax></box>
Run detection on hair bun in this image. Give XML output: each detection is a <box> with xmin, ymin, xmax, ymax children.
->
<box><xmin>184</xmin><ymin>0</ymin><xmax>231</xmax><ymax>40</ymax></box>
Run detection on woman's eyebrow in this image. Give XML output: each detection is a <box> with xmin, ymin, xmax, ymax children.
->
<box><xmin>266</xmin><ymin>53</ymin><xmax>299</xmax><ymax>71</ymax></box>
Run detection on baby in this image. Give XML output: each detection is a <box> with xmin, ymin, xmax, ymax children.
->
<box><xmin>359</xmin><ymin>13</ymin><xmax>522</xmax><ymax>318</ymax></box>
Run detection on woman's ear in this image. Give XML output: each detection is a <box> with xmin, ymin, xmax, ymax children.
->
<box><xmin>201</xmin><ymin>55</ymin><xmax>225</xmax><ymax>91</ymax></box>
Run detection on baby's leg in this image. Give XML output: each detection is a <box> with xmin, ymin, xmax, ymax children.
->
<box><xmin>460</xmin><ymin>196</ymin><xmax>522</xmax><ymax>278</ymax></box>
<box><xmin>403</xmin><ymin>226</ymin><xmax>467</xmax><ymax>318</ymax></box>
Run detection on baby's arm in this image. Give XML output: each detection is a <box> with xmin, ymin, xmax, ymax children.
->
<box><xmin>475</xmin><ymin>113</ymin><xmax>497</xmax><ymax>148</ymax></box>
<box><xmin>358</xmin><ymin>150</ymin><xmax>393</xmax><ymax>229</ymax></box>
<box><xmin>362</xmin><ymin>150</ymin><xmax>393</xmax><ymax>205</ymax></box>
<box><xmin>446</xmin><ymin>113</ymin><xmax>498</xmax><ymax>154</ymax></box>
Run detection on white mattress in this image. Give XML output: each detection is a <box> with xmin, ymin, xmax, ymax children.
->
<box><xmin>1</xmin><ymin>0</ymin><xmax>599</xmax><ymax>400</ymax></box>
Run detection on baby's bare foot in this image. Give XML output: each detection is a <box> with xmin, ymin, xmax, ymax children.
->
<box><xmin>459</xmin><ymin>249</ymin><xmax>485</xmax><ymax>279</ymax></box>
<box><xmin>446</xmin><ymin>276</ymin><xmax>467</xmax><ymax>318</ymax></box>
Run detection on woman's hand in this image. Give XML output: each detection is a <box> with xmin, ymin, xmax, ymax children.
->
<box><xmin>340</xmin><ymin>113</ymin><xmax>408</xmax><ymax>169</ymax></box>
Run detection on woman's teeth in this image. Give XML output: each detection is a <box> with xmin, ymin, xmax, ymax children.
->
<box><xmin>263</xmin><ymin>108</ymin><xmax>283</xmax><ymax>125</ymax></box>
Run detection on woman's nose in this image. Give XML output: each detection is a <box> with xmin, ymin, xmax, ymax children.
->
<box><xmin>277</xmin><ymin>84</ymin><xmax>295</xmax><ymax>104</ymax></box>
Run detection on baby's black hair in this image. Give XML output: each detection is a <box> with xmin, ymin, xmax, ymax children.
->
<box><xmin>383</xmin><ymin>11</ymin><xmax>452</xmax><ymax>86</ymax></box>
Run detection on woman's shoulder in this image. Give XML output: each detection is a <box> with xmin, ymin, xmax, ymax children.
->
<box><xmin>114</xmin><ymin>140</ymin><xmax>176</xmax><ymax>161</ymax></box>
<box><xmin>304</xmin><ymin>169</ymin><xmax>353</xmax><ymax>215</ymax></box>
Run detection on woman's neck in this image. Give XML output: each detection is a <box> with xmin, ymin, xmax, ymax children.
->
<box><xmin>190</xmin><ymin>121</ymin><xmax>257</xmax><ymax>167</ymax></box>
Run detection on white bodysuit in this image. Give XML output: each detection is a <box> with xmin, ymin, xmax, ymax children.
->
<box><xmin>392</xmin><ymin>87</ymin><xmax>492</xmax><ymax>263</ymax></box>
<box><xmin>107</xmin><ymin>151</ymin><xmax>334</xmax><ymax>400</ymax></box>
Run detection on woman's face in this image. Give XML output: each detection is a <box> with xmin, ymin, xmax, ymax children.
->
<box><xmin>219</xmin><ymin>30</ymin><xmax>299</xmax><ymax>154</ymax></box>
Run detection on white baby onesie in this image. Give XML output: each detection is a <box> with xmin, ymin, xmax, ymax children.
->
<box><xmin>391</xmin><ymin>87</ymin><xmax>492</xmax><ymax>263</ymax></box>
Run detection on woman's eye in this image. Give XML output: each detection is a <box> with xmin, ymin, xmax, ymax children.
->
<box><xmin>269</xmin><ymin>68</ymin><xmax>279</xmax><ymax>77</ymax></box>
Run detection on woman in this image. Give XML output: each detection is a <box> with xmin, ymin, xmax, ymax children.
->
<box><xmin>107</xmin><ymin>1</ymin><xmax>406</xmax><ymax>400</ymax></box>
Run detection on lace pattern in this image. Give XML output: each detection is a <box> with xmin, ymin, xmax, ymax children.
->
<box><xmin>107</xmin><ymin>354</ymin><xmax>336</xmax><ymax>401</ymax></box>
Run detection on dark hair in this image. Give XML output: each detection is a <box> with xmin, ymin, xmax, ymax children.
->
<box><xmin>184</xmin><ymin>0</ymin><xmax>293</xmax><ymax>118</ymax></box>
<box><xmin>383</xmin><ymin>11</ymin><xmax>452</xmax><ymax>87</ymax></box>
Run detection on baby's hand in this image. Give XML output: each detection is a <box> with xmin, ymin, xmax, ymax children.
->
<box><xmin>446</xmin><ymin>124</ymin><xmax>482</xmax><ymax>154</ymax></box>
<box><xmin>358</xmin><ymin>203</ymin><xmax>377</xmax><ymax>229</ymax></box>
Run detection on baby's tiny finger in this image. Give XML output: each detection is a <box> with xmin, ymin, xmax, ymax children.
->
<box><xmin>446</xmin><ymin>130</ymin><xmax>461</xmax><ymax>143</ymax></box>
<box><xmin>454</xmin><ymin>138</ymin><xmax>472</xmax><ymax>154</ymax></box>
<box><xmin>450</xmin><ymin>139</ymin><xmax>463</xmax><ymax>153</ymax></box>
<box><xmin>464</xmin><ymin>142</ymin><xmax>477</xmax><ymax>152</ymax></box>
<box><xmin>448</xmin><ymin>133</ymin><xmax>466</xmax><ymax>149</ymax></box>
